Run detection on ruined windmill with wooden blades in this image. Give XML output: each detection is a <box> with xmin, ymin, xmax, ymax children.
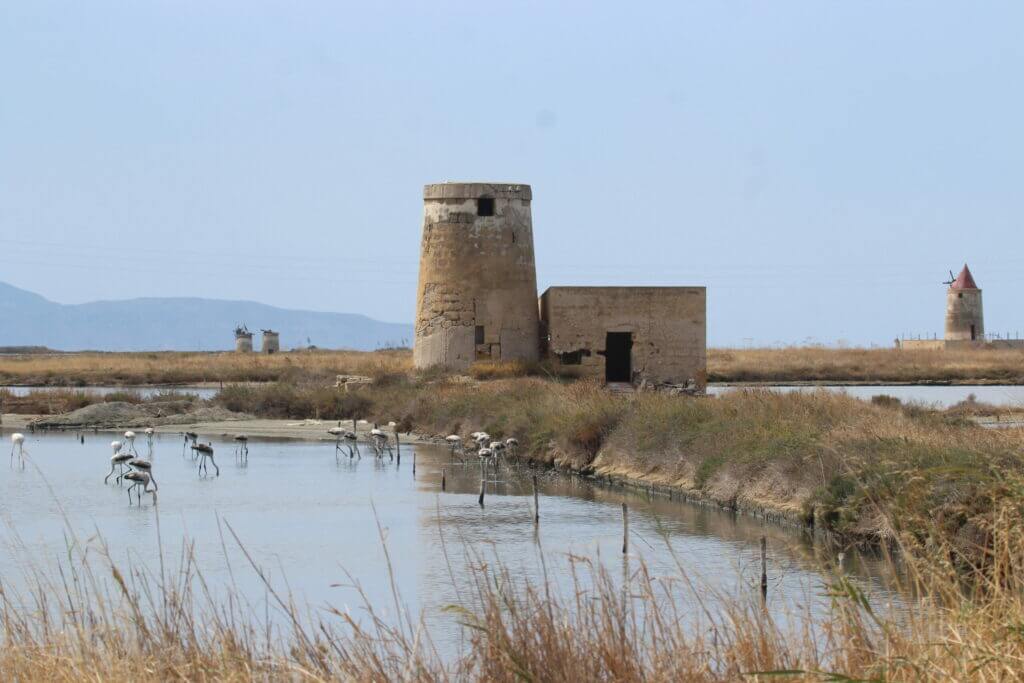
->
<box><xmin>944</xmin><ymin>264</ymin><xmax>984</xmax><ymax>342</ymax></box>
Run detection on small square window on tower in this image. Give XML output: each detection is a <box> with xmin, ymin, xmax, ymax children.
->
<box><xmin>477</xmin><ymin>197</ymin><xmax>495</xmax><ymax>217</ymax></box>
<box><xmin>475</xmin><ymin>325</ymin><xmax>486</xmax><ymax>345</ymax></box>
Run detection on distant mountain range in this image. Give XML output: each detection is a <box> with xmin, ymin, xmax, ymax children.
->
<box><xmin>0</xmin><ymin>281</ymin><xmax>412</xmax><ymax>352</ymax></box>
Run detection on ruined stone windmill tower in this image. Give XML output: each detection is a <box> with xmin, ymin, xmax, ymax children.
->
<box><xmin>413</xmin><ymin>183</ymin><xmax>540</xmax><ymax>370</ymax></box>
<box><xmin>261</xmin><ymin>329</ymin><xmax>281</xmax><ymax>354</ymax></box>
<box><xmin>234</xmin><ymin>325</ymin><xmax>254</xmax><ymax>353</ymax></box>
<box><xmin>945</xmin><ymin>264</ymin><xmax>984</xmax><ymax>342</ymax></box>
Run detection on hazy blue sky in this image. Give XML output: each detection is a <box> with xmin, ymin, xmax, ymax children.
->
<box><xmin>2</xmin><ymin>2</ymin><xmax>1022</xmax><ymax>346</ymax></box>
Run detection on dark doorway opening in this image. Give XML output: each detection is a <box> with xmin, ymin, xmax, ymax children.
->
<box><xmin>971</xmin><ymin>324</ymin><xmax>976</xmax><ymax>341</ymax></box>
<box><xmin>605</xmin><ymin>332</ymin><xmax>632</xmax><ymax>383</ymax></box>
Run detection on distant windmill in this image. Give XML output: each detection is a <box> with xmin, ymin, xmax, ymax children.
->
<box><xmin>234</xmin><ymin>324</ymin><xmax>254</xmax><ymax>352</ymax></box>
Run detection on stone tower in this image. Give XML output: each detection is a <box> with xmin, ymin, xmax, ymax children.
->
<box><xmin>414</xmin><ymin>182</ymin><xmax>540</xmax><ymax>370</ymax></box>
<box><xmin>945</xmin><ymin>264</ymin><xmax>984</xmax><ymax>342</ymax></box>
<box><xmin>261</xmin><ymin>329</ymin><xmax>280</xmax><ymax>354</ymax></box>
<box><xmin>234</xmin><ymin>326</ymin><xmax>253</xmax><ymax>353</ymax></box>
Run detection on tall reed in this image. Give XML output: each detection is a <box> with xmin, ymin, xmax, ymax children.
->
<box><xmin>3</xmin><ymin>495</ymin><xmax>1024</xmax><ymax>681</ymax></box>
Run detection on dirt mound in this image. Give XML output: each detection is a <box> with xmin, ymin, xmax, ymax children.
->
<box><xmin>30</xmin><ymin>401</ymin><xmax>249</xmax><ymax>429</ymax></box>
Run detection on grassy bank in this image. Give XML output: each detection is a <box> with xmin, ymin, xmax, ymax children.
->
<box><xmin>3</xmin><ymin>346</ymin><xmax>1024</xmax><ymax>386</ymax></box>
<box><xmin>208</xmin><ymin>377</ymin><xmax>1024</xmax><ymax>553</ymax></box>
<box><xmin>3</xmin><ymin>507</ymin><xmax>1024</xmax><ymax>681</ymax></box>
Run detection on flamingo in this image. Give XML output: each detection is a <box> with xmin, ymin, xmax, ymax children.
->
<box><xmin>445</xmin><ymin>435</ymin><xmax>464</xmax><ymax>460</ymax></box>
<box><xmin>124</xmin><ymin>470</ymin><xmax>157</xmax><ymax>506</ymax></box>
<box><xmin>505</xmin><ymin>437</ymin><xmax>519</xmax><ymax>458</ymax></box>
<box><xmin>342</xmin><ymin>431</ymin><xmax>359</xmax><ymax>458</ymax></box>
<box><xmin>370</xmin><ymin>428</ymin><xmax>392</xmax><ymax>459</ymax></box>
<box><xmin>488</xmin><ymin>440</ymin><xmax>507</xmax><ymax>470</ymax></box>
<box><xmin>327</xmin><ymin>427</ymin><xmax>359</xmax><ymax>460</ymax></box>
<box><xmin>233</xmin><ymin>434</ymin><xmax>249</xmax><ymax>463</ymax></box>
<box><xmin>183</xmin><ymin>431</ymin><xmax>199</xmax><ymax>457</ymax></box>
<box><xmin>144</xmin><ymin>427</ymin><xmax>155</xmax><ymax>452</ymax></box>
<box><xmin>10</xmin><ymin>433</ymin><xmax>26</xmax><ymax>469</ymax></box>
<box><xmin>104</xmin><ymin>440</ymin><xmax>132</xmax><ymax>484</ymax></box>
<box><xmin>127</xmin><ymin>457</ymin><xmax>156</xmax><ymax>489</ymax></box>
<box><xmin>123</xmin><ymin>431</ymin><xmax>138</xmax><ymax>456</ymax></box>
<box><xmin>474</xmin><ymin>433</ymin><xmax>491</xmax><ymax>451</ymax></box>
<box><xmin>191</xmin><ymin>442</ymin><xmax>219</xmax><ymax>477</ymax></box>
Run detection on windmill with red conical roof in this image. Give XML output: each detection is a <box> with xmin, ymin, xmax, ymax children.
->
<box><xmin>944</xmin><ymin>264</ymin><xmax>984</xmax><ymax>342</ymax></box>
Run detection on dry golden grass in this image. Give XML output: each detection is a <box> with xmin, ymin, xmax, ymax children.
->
<box><xmin>3</xmin><ymin>345</ymin><xmax>1023</xmax><ymax>386</ymax></box>
<box><xmin>0</xmin><ymin>349</ymin><xmax>413</xmax><ymax>386</ymax></box>
<box><xmin>710</xmin><ymin>346</ymin><xmax>1024</xmax><ymax>383</ymax></box>
<box><xmin>4</xmin><ymin>501</ymin><xmax>1024</xmax><ymax>681</ymax></box>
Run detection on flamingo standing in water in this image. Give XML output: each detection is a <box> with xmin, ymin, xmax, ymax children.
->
<box><xmin>183</xmin><ymin>431</ymin><xmax>198</xmax><ymax>457</ymax></box>
<box><xmin>445</xmin><ymin>435</ymin><xmax>464</xmax><ymax>461</ymax></box>
<box><xmin>370</xmin><ymin>428</ymin><xmax>392</xmax><ymax>459</ymax></box>
<box><xmin>127</xmin><ymin>457</ymin><xmax>156</xmax><ymax>489</ymax></box>
<box><xmin>327</xmin><ymin>427</ymin><xmax>358</xmax><ymax>460</ymax></box>
<box><xmin>124</xmin><ymin>470</ymin><xmax>157</xmax><ymax>505</ymax></box>
<box><xmin>191</xmin><ymin>443</ymin><xmax>219</xmax><ymax>477</ymax></box>
<box><xmin>123</xmin><ymin>431</ymin><xmax>138</xmax><ymax>456</ymax></box>
<box><xmin>144</xmin><ymin>427</ymin><xmax>155</xmax><ymax>454</ymax></box>
<box><xmin>233</xmin><ymin>434</ymin><xmax>249</xmax><ymax>464</ymax></box>
<box><xmin>104</xmin><ymin>440</ymin><xmax>132</xmax><ymax>484</ymax></box>
<box><xmin>488</xmin><ymin>440</ymin><xmax>506</xmax><ymax>467</ymax></box>
<box><xmin>10</xmin><ymin>433</ymin><xmax>26</xmax><ymax>469</ymax></box>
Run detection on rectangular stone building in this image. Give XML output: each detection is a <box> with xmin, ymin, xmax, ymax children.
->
<box><xmin>539</xmin><ymin>286</ymin><xmax>706</xmax><ymax>387</ymax></box>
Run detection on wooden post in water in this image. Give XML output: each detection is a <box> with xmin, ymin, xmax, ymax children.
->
<box><xmin>412</xmin><ymin>449</ymin><xmax>416</xmax><ymax>476</ymax></box>
<box><xmin>352</xmin><ymin>418</ymin><xmax>357</xmax><ymax>433</ymax></box>
<box><xmin>532</xmin><ymin>474</ymin><xmax>540</xmax><ymax>525</ymax></box>
<box><xmin>441</xmin><ymin>468</ymin><xmax>446</xmax><ymax>491</ymax></box>
<box><xmin>395</xmin><ymin>432</ymin><xmax>400</xmax><ymax>465</ymax></box>
<box><xmin>478</xmin><ymin>461</ymin><xmax>485</xmax><ymax>506</ymax></box>
<box><xmin>622</xmin><ymin>503</ymin><xmax>629</xmax><ymax>554</ymax></box>
<box><xmin>760</xmin><ymin>536</ymin><xmax>768</xmax><ymax>603</ymax></box>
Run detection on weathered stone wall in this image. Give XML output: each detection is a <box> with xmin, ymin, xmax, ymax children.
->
<box><xmin>945</xmin><ymin>288</ymin><xmax>984</xmax><ymax>341</ymax></box>
<box><xmin>235</xmin><ymin>334</ymin><xmax>253</xmax><ymax>353</ymax></box>
<box><xmin>540</xmin><ymin>287</ymin><xmax>707</xmax><ymax>387</ymax></box>
<box><xmin>414</xmin><ymin>183</ymin><xmax>540</xmax><ymax>370</ymax></box>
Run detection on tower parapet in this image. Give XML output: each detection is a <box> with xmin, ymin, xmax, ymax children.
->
<box><xmin>413</xmin><ymin>182</ymin><xmax>540</xmax><ymax>370</ymax></box>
